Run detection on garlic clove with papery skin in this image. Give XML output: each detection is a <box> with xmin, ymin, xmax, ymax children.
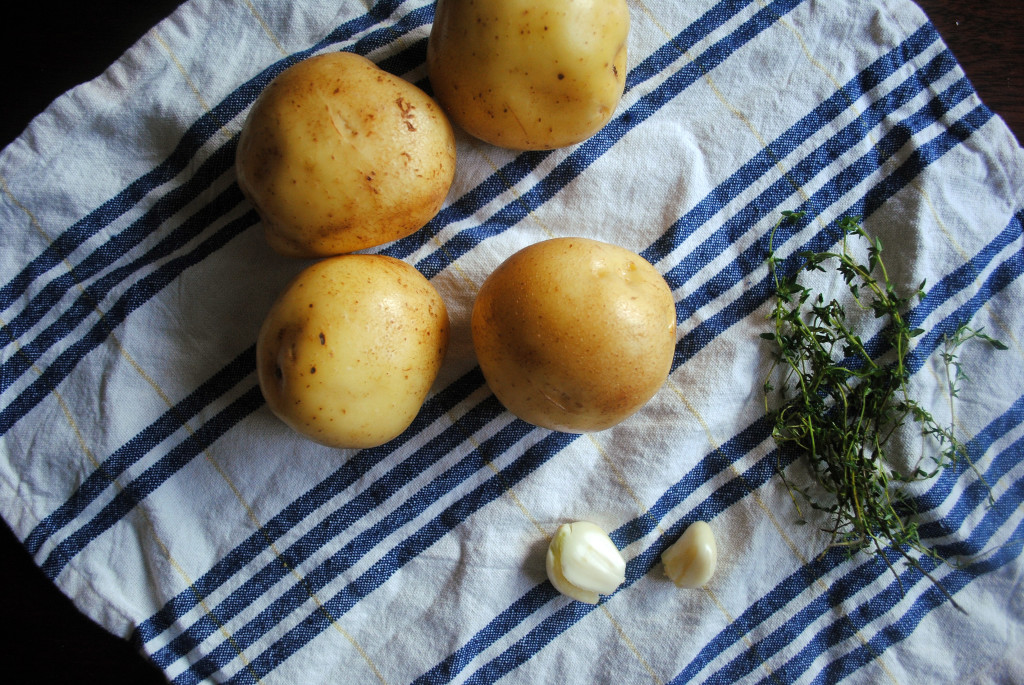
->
<box><xmin>546</xmin><ymin>521</ymin><xmax>627</xmax><ymax>604</ymax></box>
<box><xmin>662</xmin><ymin>521</ymin><xmax>717</xmax><ymax>588</ymax></box>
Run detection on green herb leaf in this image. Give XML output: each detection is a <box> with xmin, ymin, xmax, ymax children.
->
<box><xmin>761</xmin><ymin>213</ymin><xmax>1007</xmax><ymax>613</ymax></box>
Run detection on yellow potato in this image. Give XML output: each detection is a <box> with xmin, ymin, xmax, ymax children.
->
<box><xmin>236</xmin><ymin>52</ymin><xmax>456</xmax><ymax>258</ymax></box>
<box><xmin>471</xmin><ymin>238</ymin><xmax>676</xmax><ymax>432</ymax></box>
<box><xmin>256</xmin><ymin>255</ymin><xmax>449</xmax><ymax>448</ymax></box>
<box><xmin>427</xmin><ymin>0</ymin><xmax>629</xmax><ymax>150</ymax></box>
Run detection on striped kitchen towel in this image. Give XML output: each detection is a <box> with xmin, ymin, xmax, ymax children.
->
<box><xmin>0</xmin><ymin>0</ymin><xmax>1021</xmax><ymax>683</ymax></box>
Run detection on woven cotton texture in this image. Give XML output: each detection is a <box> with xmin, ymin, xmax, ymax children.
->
<box><xmin>1</xmin><ymin>1</ymin><xmax>1022</xmax><ymax>683</ymax></box>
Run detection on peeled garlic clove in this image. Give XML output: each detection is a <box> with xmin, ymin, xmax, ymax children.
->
<box><xmin>662</xmin><ymin>520</ymin><xmax>717</xmax><ymax>588</ymax></box>
<box><xmin>546</xmin><ymin>521</ymin><xmax>626</xmax><ymax>604</ymax></box>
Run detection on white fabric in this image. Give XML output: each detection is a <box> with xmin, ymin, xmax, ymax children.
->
<box><xmin>1</xmin><ymin>1</ymin><xmax>1022</xmax><ymax>683</ymax></box>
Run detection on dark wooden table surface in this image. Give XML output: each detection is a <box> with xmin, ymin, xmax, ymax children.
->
<box><xmin>0</xmin><ymin>2</ymin><xmax>1020</xmax><ymax>683</ymax></box>
<box><xmin>919</xmin><ymin>1</ymin><xmax>1022</xmax><ymax>143</ymax></box>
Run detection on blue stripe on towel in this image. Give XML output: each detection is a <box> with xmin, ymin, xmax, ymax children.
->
<box><xmin>408</xmin><ymin>0</ymin><xmax>810</xmax><ymax>281</ymax></box>
<box><xmin>766</xmin><ymin>440</ymin><xmax>1024</xmax><ymax>685</ymax></box>
<box><xmin>671</xmin><ymin>103</ymin><xmax>995</xmax><ymax>373</ymax></box>
<box><xmin>202</xmin><ymin>430</ymin><xmax>581</xmax><ymax>685</ymax></box>
<box><xmin>1</xmin><ymin>209</ymin><xmax>261</xmax><ymax>438</ymax></box>
<box><xmin>132</xmin><ymin>367</ymin><xmax>489</xmax><ymax>646</ymax></box>
<box><xmin>39</xmin><ymin>385</ymin><xmax>266</xmax><ymax>579</ymax></box>
<box><xmin>690</xmin><ymin>390</ymin><xmax>1024</xmax><ymax>682</ymax></box>
<box><xmin>23</xmin><ymin>344</ymin><xmax>258</xmax><ymax>556</ymax></box>
<box><xmin>147</xmin><ymin>393</ymin><xmax>513</xmax><ymax>669</ymax></box>
<box><xmin>811</xmin><ymin>515</ymin><xmax>1024</xmax><ymax>684</ymax></box>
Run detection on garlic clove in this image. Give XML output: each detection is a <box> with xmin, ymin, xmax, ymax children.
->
<box><xmin>662</xmin><ymin>520</ymin><xmax>717</xmax><ymax>588</ymax></box>
<box><xmin>546</xmin><ymin>521</ymin><xmax>626</xmax><ymax>604</ymax></box>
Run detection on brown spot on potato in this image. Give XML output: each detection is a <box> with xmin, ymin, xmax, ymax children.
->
<box><xmin>396</xmin><ymin>96</ymin><xmax>418</xmax><ymax>131</ymax></box>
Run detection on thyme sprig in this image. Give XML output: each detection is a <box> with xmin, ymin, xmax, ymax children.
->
<box><xmin>761</xmin><ymin>211</ymin><xmax>1006</xmax><ymax>612</ymax></box>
